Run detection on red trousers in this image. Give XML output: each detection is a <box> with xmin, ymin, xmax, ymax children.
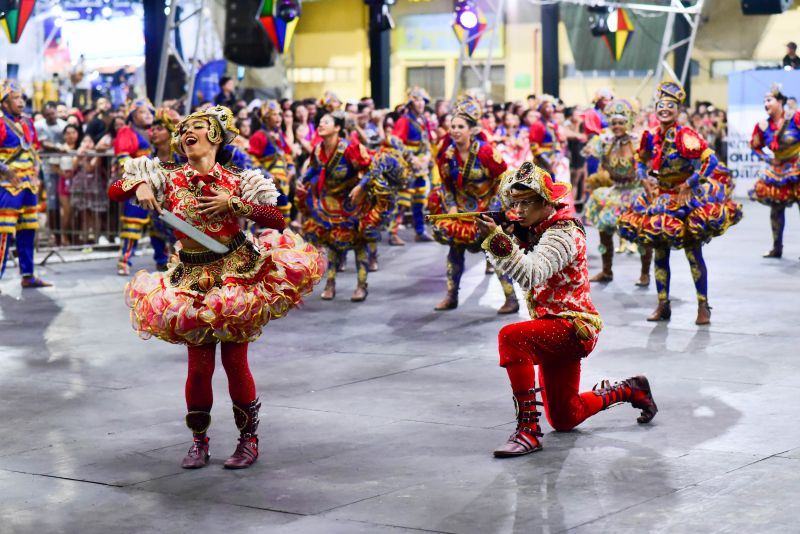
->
<box><xmin>498</xmin><ymin>318</ymin><xmax>604</xmax><ymax>432</ymax></box>
<box><xmin>185</xmin><ymin>341</ymin><xmax>256</xmax><ymax>411</ymax></box>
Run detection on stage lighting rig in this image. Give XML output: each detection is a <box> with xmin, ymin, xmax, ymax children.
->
<box><xmin>588</xmin><ymin>5</ymin><xmax>611</xmax><ymax>37</ymax></box>
<box><xmin>276</xmin><ymin>0</ymin><xmax>301</xmax><ymax>22</ymax></box>
<box><xmin>454</xmin><ymin>0</ymin><xmax>479</xmax><ymax>30</ymax></box>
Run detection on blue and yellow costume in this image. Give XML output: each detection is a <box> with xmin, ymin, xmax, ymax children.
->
<box><xmin>393</xmin><ymin>87</ymin><xmax>433</xmax><ymax>238</ymax></box>
<box><xmin>748</xmin><ymin>84</ymin><xmax>800</xmax><ymax>257</ymax></box>
<box><xmin>618</xmin><ymin>81</ymin><xmax>742</xmax><ymax>323</ymax></box>
<box><xmin>0</xmin><ymin>81</ymin><xmax>45</xmax><ymax>285</ymax></box>
<box><xmin>113</xmin><ymin>99</ymin><xmax>172</xmax><ymax>273</ymax></box>
<box><xmin>428</xmin><ymin>96</ymin><xmax>517</xmax><ymax>312</ymax></box>
<box><xmin>584</xmin><ymin>99</ymin><xmax>651</xmax><ymax>284</ymax></box>
<box><xmin>248</xmin><ymin>100</ymin><xmax>294</xmax><ymax>223</ymax></box>
<box><xmin>299</xmin><ymin>128</ymin><xmax>374</xmax><ymax>293</ymax></box>
<box><xmin>528</xmin><ymin>96</ymin><xmax>563</xmax><ymax>175</ymax></box>
<box><xmin>369</xmin><ymin>133</ymin><xmax>414</xmax><ymax>259</ymax></box>
<box><xmin>583</xmin><ymin>89</ymin><xmax>612</xmax><ymax>175</ymax></box>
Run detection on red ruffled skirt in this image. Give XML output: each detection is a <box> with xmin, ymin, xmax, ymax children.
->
<box><xmin>125</xmin><ymin>230</ymin><xmax>326</xmax><ymax>346</ymax></box>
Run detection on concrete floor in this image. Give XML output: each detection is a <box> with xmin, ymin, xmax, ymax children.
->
<box><xmin>1</xmin><ymin>201</ymin><xmax>799</xmax><ymax>534</ymax></box>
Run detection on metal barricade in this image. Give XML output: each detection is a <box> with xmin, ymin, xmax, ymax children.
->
<box><xmin>36</xmin><ymin>150</ymin><xmax>122</xmax><ymax>264</ymax></box>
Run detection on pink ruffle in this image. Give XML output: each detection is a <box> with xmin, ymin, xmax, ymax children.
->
<box><xmin>125</xmin><ymin>230</ymin><xmax>326</xmax><ymax>345</ymax></box>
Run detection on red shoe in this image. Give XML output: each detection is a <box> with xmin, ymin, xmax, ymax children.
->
<box><xmin>223</xmin><ymin>437</ymin><xmax>259</xmax><ymax>469</ymax></box>
<box><xmin>181</xmin><ymin>437</ymin><xmax>210</xmax><ymax>469</ymax></box>
<box><xmin>182</xmin><ymin>410</ymin><xmax>211</xmax><ymax>468</ymax></box>
<box><xmin>224</xmin><ymin>399</ymin><xmax>261</xmax><ymax>469</ymax></box>
<box><xmin>494</xmin><ymin>387</ymin><xmax>544</xmax><ymax>458</ymax></box>
<box><xmin>593</xmin><ymin>375</ymin><xmax>658</xmax><ymax>424</ymax></box>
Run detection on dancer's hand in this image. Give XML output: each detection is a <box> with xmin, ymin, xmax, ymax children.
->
<box><xmin>135</xmin><ymin>183</ymin><xmax>161</xmax><ymax>212</ymax></box>
<box><xmin>348</xmin><ymin>184</ymin><xmax>366</xmax><ymax>205</ymax></box>
<box><xmin>476</xmin><ymin>214</ymin><xmax>497</xmax><ymax>236</ymax></box>
<box><xmin>642</xmin><ymin>178</ymin><xmax>658</xmax><ymax>202</ymax></box>
<box><xmin>198</xmin><ymin>188</ymin><xmax>232</xmax><ymax>217</ymax></box>
<box><xmin>677</xmin><ymin>182</ymin><xmax>692</xmax><ymax>204</ymax></box>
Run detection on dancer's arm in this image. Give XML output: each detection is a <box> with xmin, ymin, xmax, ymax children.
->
<box><xmin>482</xmin><ymin>223</ymin><xmax>578</xmax><ymax>290</ymax></box>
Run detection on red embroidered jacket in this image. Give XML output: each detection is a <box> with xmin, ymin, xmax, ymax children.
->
<box><xmin>108</xmin><ymin>161</ymin><xmax>285</xmax><ymax>240</ymax></box>
<box><xmin>482</xmin><ymin>209</ymin><xmax>602</xmax><ymax>346</ymax></box>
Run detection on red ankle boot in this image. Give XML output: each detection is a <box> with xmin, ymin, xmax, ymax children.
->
<box><xmin>181</xmin><ymin>411</ymin><xmax>211</xmax><ymax>469</ymax></box>
<box><xmin>494</xmin><ymin>387</ymin><xmax>544</xmax><ymax>458</ymax></box>
<box><xmin>592</xmin><ymin>375</ymin><xmax>658</xmax><ymax>424</ymax></box>
<box><xmin>224</xmin><ymin>399</ymin><xmax>261</xmax><ymax>469</ymax></box>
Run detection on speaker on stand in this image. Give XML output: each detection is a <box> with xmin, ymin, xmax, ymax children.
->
<box><xmin>224</xmin><ymin>0</ymin><xmax>276</xmax><ymax>67</ymax></box>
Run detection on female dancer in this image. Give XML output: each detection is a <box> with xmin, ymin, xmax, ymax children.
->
<box><xmin>477</xmin><ymin>161</ymin><xmax>657</xmax><ymax>458</ymax></box>
<box><xmin>749</xmin><ymin>84</ymin><xmax>800</xmax><ymax>257</ymax></box>
<box><xmin>298</xmin><ymin>110</ymin><xmax>375</xmax><ymax>302</ymax></box>
<box><xmin>528</xmin><ymin>95</ymin><xmax>563</xmax><ymax>176</ymax></box>
<box><xmin>249</xmin><ymin>100</ymin><xmax>295</xmax><ymax>223</ymax></box>
<box><xmin>428</xmin><ymin>96</ymin><xmax>518</xmax><ymax>314</ymax></box>
<box><xmin>618</xmin><ymin>82</ymin><xmax>742</xmax><ymax>325</ymax></box>
<box><xmin>583</xmin><ymin>99</ymin><xmax>651</xmax><ymax>285</ymax></box>
<box><xmin>108</xmin><ymin>106</ymin><xmax>325</xmax><ymax>469</ymax></box>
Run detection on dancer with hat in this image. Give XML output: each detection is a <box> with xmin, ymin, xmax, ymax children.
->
<box><xmin>748</xmin><ymin>83</ymin><xmax>800</xmax><ymax>258</ymax></box>
<box><xmin>477</xmin><ymin>161</ymin><xmax>657</xmax><ymax>458</ymax></box>
<box><xmin>528</xmin><ymin>95</ymin><xmax>564</xmax><ymax>177</ymax></box>
<box><xmin>249</xmin><ymin>100</ymin><xmax>295</xmax><ymax>224</ymax></box>
<box><xmin>108</xmin><ymin>105</ymin><xmax>325</xmax><ymax>469</ymax></box>
<box><xmin>394</xmin><ymin>87</ymin><xmax>435</xmax><ymax>242</ymax></box>
<box><xmin>428</xmin><ymin>95</ymin><xmax>518</xmax><ymax>314</ymax></box>
<box><xmin>298</xmin><ymin>110</ymin><xmax>376</xmax><ymax>302</ymax></box>
<box><xmin>0</xmin><ymin>80</ymin><xmax>50</xmax><ymax>288</ymax></box>
<box><xmin>113</xmin><ymin>98</ymin><xmax>174</xmax><ymax>275</ymax></box>
<box><xmin>618</xmin><ymin>81</ymin><xmax>742</xmax><ymax>325</ymax></box>
<box><xmin>583</xmin><ymin>98</ymin><xmax>652</xmax><ymax>286</ymax></box>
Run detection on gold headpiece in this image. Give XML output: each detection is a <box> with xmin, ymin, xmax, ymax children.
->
<box><xmin>124</xmin><ymin>98</ymin><xmax>155</xmax><ymax>123</ymax></box>
<box><xmin>259</xmin><ymin>100</ymin><xmax>281</xmax><ymax>118</ymax></box>
<box><xmin>499</xmin><ymin>160</ymin><xmax>571</xmax><ymax>208</ymax></box>
<box><xmin>319</xmin><ymin>90</ymin><xmax>341</xmax><ymax>111</ymax></box>
<box><xmin>603</xmin><ymin>99</ymin><xmax>635</xmax><ymax>130</ymax></box>
<box><xmin>172</xmin><ymin>105</ymin><xmax>239</xmax><ymax>155</ymax></box>
<box><xmin>153</xmin><ymin>107</ymin><xmax>180</xmax><ymax>133</ymax></box>
<box><xmin>593</xmin><ymin>87</ymin><xmax>613</xmax><ymax>103</ymax></box>
<box><xmin>407</xmin><ymin>86</ymin><xmax>431</xmax><ymax>104</ymax></box>
<box><xmin>537</xmin><ymin>94</ymin><xmax>557</xmax><ymax>111</ymax></box>
<box><xmin>655</xmin><ymin>81</ymin><xmax>686</xmax><ymax>105</ymax></box>
<box><xmin>454</xmin><ymin>94</ymin><xmax>481</xmax><ymax>125</ymax></box>
<box><xmin>0</xmin><ymin>80</ymin><xmax>23</xmax><ymax>102</ymax></box>
<box><xmin>767</xmin><ymin>83</ymin><xmax>785</xmax><ymax>100</ymax></box>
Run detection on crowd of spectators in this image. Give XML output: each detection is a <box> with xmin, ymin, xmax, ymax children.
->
<box><xmin>27</xmin><ymin>76</ymin><xmax>732</xmax><ymax>248</ymax></box>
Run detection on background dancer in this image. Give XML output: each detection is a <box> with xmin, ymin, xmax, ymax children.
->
<box><xmin>0</xmin><ymin>80</ymin><xmax>50</xmax><ymax>288</ymax></box>
<box><xmin>394</xmin><ymin>87</ymin><xmax>435</xmax><ymax>242</ymax></box>
<box><xmin>749</xmin><ymin>84</ymin><xmax>800</xmax><ymax>258</ymax></box>
<box><xmin>618</xmin><ymin>81</ymin><xmax>742</xmax><ymax>325</ymax></box>
<box><xmin>583</xmin><ymin>99</ymin><xmax>651</xmax><ymax>286</ymax></box>
<box><xmin>428</xmin><ymin>95</ymin><xmax>517</xmax><ymax>314</ymax></box>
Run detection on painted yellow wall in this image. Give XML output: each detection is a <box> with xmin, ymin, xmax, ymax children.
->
<box><xmin>290</xmin><ymin>1</ymin><xmax>800</xmax><ymax>108</ymax></box>
<box><xmin>290</xmin><ymin>0</ymin><xmax>370</xmax><ymax>101</ymax></box>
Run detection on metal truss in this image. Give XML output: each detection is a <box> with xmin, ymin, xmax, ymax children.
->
<box><xmin>155</xmin><ymin>0</ymin><xmax>208</xmax><ymax>110</ymax></box>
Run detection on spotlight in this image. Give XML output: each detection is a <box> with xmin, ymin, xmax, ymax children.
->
<box><xmin>454</xmin><ymin>0</ymin><xmax>478</xmax><ymax>30</ymax></box>
<box><xmin>101</xmin><ymin>6</ymin><xmax>112</xmax><ymax>18</ymax></box>
<box><xmin>588</xmin><ymin>5</ymin><xmax>611</xmax><ymax>37</ymax></box>
<box><xmin>276</xmin><ymin>0</ymin><xmax>301</xmax><ymax>22</ymax></box>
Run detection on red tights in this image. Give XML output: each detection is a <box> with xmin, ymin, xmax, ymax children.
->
<box><xmin>185</xmin><ymin>342</ymin><xmax>256</xmax><ymax>411</ymax></box>
<box><xmin>499</xmin><ymin>318</ymin><xmax>604</xmax><ymax>432</ymax></box>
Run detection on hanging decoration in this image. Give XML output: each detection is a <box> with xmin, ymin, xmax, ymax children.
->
<box><xmin>452</xmin><ymin>5</ymin><xmax>487</xmax><ymax>57</ymax></box>
<box><xmin>602</xmin><ymin>8</ymin><xmax>635</xmax><ymax>62</ymax></box>
<box><xmin>1</xmin><ymin>0</ymin><xmax>36</xmax><ymax>44</ymax></box>
<box><xmin>260</xmin><ymin>0</ymin><xmax>301</xmax><ymax>54</ymax></box>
